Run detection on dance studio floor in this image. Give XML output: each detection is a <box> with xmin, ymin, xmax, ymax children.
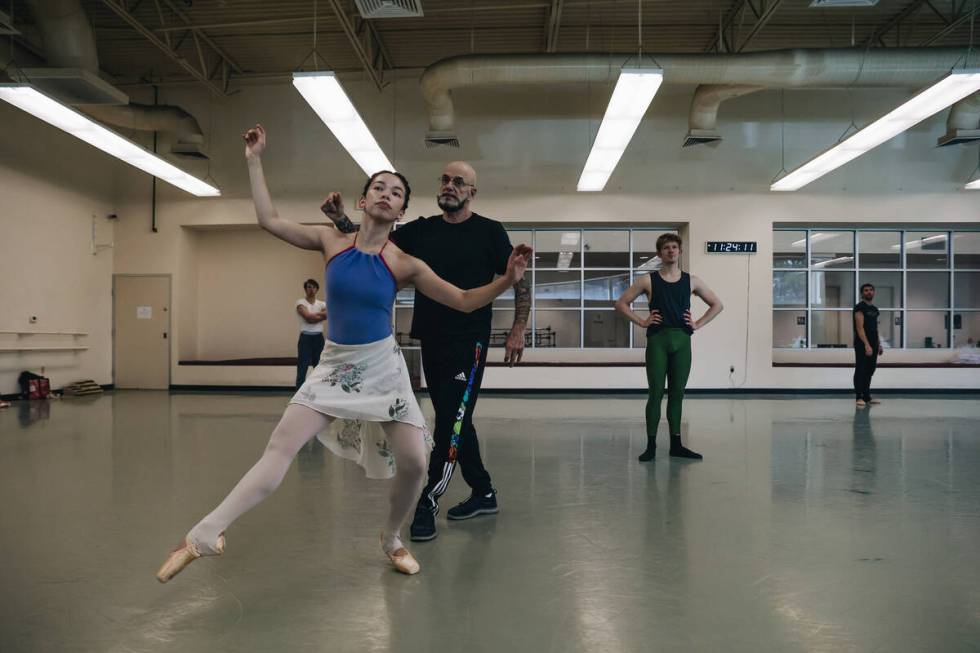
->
<box><xmin>2</xmin><ymin>391</ymin><xmax>978</xmax><ymax>652</ymax></box>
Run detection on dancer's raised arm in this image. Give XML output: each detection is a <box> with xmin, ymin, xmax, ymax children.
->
<box><xmin>244</xmin><ymin>124</ymin><xmax>331</xmax><ymax>252</ymax></box>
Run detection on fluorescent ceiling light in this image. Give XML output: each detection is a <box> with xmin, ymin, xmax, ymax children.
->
<box><xmin>791</xmin><ymin>231</ymin><xmax>838</xmax><ymax>247</ymax></box>
<box><xmin>577</xmin><ymin>68</ymin><xmax>663</xmax><ymax>192</ymax></box>
<box><xmin>292</xmin><ymin>71</ymin><xmax>393</xmax><ymax>176</ymax></box>
<box><xmin>812</xmin><ymin>256</ymin><xmax>854</xmax><ymax>268</ymax></box>
<box><xmin>0</xmin><ymin>84</ymin><xmax>219</xmax><ymax>196</ymax></box>
<box><xmin>892</xmin><ymin>234</ymin><xmax>948</xmax><ymax>250</ymax></box>
<box><xmin>771</xmin><ymin>69</ymin><xmax>980</xmax><ymax>192</ymax></box>
<box><xmin>967</xmin><ymin>177</ymin><xmax>980</xmax><ymax>190</ymax></box>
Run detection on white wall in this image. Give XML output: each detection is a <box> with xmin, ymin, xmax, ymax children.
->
<box><xmin>0</xmin><ymin>103</ymin><xmax>119</xmax><ymax>396</ymax></box>
<box><xmin>7</xmin><ymin>72</ymin><xmax>979</xmax><ymax>391</ymax></box>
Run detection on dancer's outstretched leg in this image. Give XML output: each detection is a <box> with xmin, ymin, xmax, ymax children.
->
<box><xmin>157</xmin><ymin>404</ymin><xmax>331</xmax><ymax>582</ymax></box>
<box><xmin>380</xmin><ymin>421</ymin><xmax>428</xmax><ymax>574</ymax></box>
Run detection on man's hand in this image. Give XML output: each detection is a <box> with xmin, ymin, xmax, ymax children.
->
<box><xmin>684</xmin><ymin>309</ymin><xmax>698</xmax><ymax>332</ymax></box>
<box><xmin>505</xmin><ymin>244</ymin><xmax>533</xmax><ymax>284</ymax></box>
<box><xmin>865</xmin><ymin>343</ymin><xmax>873</xmax><ymax>356</ymax></box>
<box><xmin>878</xmin><ymin>344</ymin><xmax>884</xmax><ymax>356</ymax></box>
<box><xmin>320</xmin><ymin>192</ymin><xmax>345</xmax><ymax>222</ymax></box>
<box><xmin>504</xmin><ymin>325</ymin><xmax>525</xmax><ymax>367</ymax></box>
<box><xmin>639</xmin><ymin>310</ymin><xmax>662</xmax><ymax>328</ymax></box>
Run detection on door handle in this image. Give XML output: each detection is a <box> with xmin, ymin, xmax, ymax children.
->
<box><xmin>163</xmin><ymin>332</ymin><xmax>168</xmax><ymax>339</ymax></box>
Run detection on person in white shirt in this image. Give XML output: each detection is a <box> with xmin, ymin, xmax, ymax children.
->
<box><xmin>296</xmin><ymin>278</ymin><xmax>326</xmax><ymax>388</ymax></box>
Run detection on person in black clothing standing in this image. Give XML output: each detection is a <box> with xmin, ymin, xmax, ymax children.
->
<box><xmin>854</xmin><ymin>282</ymin><xmax>884</xmax><ymax>408</ymax></box>
<box><xmin>321</xmin><ymin>161</ymin><xmax>531</xmax><ymax>542</ymax></box>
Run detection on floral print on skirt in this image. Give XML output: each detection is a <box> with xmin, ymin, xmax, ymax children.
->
<box><xmin>290</xmin><ymin>335</ymin><xmax>431</xmax><ymax>479</ymax></box>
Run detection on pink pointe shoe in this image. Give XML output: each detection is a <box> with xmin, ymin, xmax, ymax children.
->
<box><xmin>155</xmin><ymin>534</ymin><xmax>225</xmax><ymax>583</ymax></box>
<box><xmin>381</xmin><ymin>534</ymin><xmax>420</xmax><ymax>575</ymax></box>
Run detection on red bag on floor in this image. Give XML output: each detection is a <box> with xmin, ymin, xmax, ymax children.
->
<box><xmin>27</xmin><ymin>377</ymin><xmax>50</xmax><ymax>400</ymax></box>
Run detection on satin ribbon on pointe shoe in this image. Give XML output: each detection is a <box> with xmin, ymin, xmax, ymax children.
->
<box><xmin>381</xmin><ymin>534</ymin><xmax>420</xmax><ymax>575</ymax></box>
<box><xmin>155</xmin><ymin>534</ymin><xmax>225</xmax><ymax>583</ymax></box>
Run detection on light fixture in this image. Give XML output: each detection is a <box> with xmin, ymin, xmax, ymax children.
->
<box><xmin>812</xmin><ymin>256</ymin><xmax>854</xmax><ymax>269</ymax></box>
<box><xmin>0</xmin><ymin>84</ymin><xmax>220</xmax><ymax>196</ymax></box>
<box><xmin>967</xmin><ymin>178</ymin><xmax>980</xmax><ymax>189</ymax></box>
<box><xmin>577</xmin><ymin>68</ymin><xmax>664</xmax><ymax>192</ymax></box>
<box><xmin>292</xmin><ymin>71</ymin><xmax>393</xmax><ymax>176</ymax></box>
<box><xmin>771</xmin><ymin>69</ymin><xmax>980</xmax><ymax>192</ymax></box>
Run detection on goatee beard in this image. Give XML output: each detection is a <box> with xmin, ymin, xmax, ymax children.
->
<box><xmin>438</xmin><ymin>195</ymin><xmax>466</xmax><ymax>212</ymax></box>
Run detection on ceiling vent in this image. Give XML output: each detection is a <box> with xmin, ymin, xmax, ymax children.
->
<box><xmin>683</xmin><ymin>129</ymin><xmax>724</xmax><ymax>147</ymax></box>
<box><xmin>0</xmin><ymin>9</ymin><xmax>17</xmax><ymax>35</ymax></box>
<box><xmin>354</xmin><ymin>0</ymin><xmax>424</xmax><ymax>19</ymax></box>
<box><xmin>809</xmin><ymin>0</ymin><xmax>879</xmax><ymax>6</ymax></box>
<box><xmin>936</xmin><ymin>129</ymin><xmax>980</xmax><ymax>147</ymax></box>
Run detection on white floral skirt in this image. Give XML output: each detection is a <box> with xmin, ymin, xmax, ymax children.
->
<box><xmin>290</xmin><ymin>335</ymin><xmax>432</xmax><ymax>479</ymax></box>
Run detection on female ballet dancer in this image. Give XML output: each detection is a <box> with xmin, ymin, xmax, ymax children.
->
<box><xmin>156</xmin><ymin>124</ymin><xmax>530</xmax><ymax>580</ymax></box>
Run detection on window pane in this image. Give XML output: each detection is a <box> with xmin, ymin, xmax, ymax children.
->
<box><xmin>534</xmin><ymin>310</ymin><xmax>581</xmax><ymax>347</ymax></box>
<box><xmin>773</xmin><ymin>270</ymin><xmax>807</xmax><ymax>308</ymax></box>
<box><xmin>907</xmin><ymin>311</ymin><xmax>949</xmax><ymax>348</ymax></box>
<box><xmin>584</xmin><ymin>310</ymin><xmax>631</xmax><ymax>347</ymax></box>
<box><xmin>633</xmin><ymin>231</ymin><xmax>666</xmax><ymax>269</ymax></box>
<box><xmin>774</xmin><ymin>230</ymin><xmax>806</xmax><ymax>268</ymax></box>
<box><xmin>773</xmin><ymin>310</ymin><xmax>807</xmax><ymax>348</ymax></box>
<box><xmin>906</xmin><ymin>232</ymin><xmax>949</xmax><ymax>269</ymax></box>
<box><xmin>811</xmin><ymin>311</ymin><xmax>852</xmax><ymax>348</ymax></box>
<box><xmin>810</xmin><ymin>271</ymin><xmax>855</xmax><ymax>308</ymax></box>
<box><xmin>632</xmin><ymin>278</ymin><xmax>649</xmax><ymax>311</ymax></box>
<box><xmin>507</xmin><ymin>230</ymin><xmax>533</xmax><ymax>250</ymax></box>
<box><xmin>489</xmin><ymin>310</ymin><xmax>515</xmax><ymax>348</ymax></box>
<box><xmin>858</xmin><ymin>231</ymin><xmax>901</xmax><ymax>268</ymax></box>
<box><xmin>394</xmin><ymin>307</ymin><xmax>419</xmax><ymax>347</ymax></box>
<box><xmin>396</xmin><ymin>285</ymin><xmax>414</xmax><ymax>306</ymax></box>
<box><xmin>877</xmin><ymin>310</ymin><xmax>902</xmax><ymax>350</ymax></box>
<box><xmin>954</xmin><ymin>271</ymin><xmax>980</xmax><ymax>309</ymax></box>
<box><xmin>584</xmin><ymin>270</ymin><xmax>629</xmax><ymax>307</ymax></box>
<box><xmin>953</xmin><ymin>232</ymin><xmax>980</xmax><ymax>270</ymax></box>
<box><xmin>632</xmin><ymin>322</ymin><xmax>646</xmax><ymax>348</ymax></box>
<box><xmin>810</xmin><ymin>231</ymin><xmax>854</xmax><ymax>268</ymax></box>
<box><xmin>493</xmin><ymin>271</ymin><xmax>528</xmax><ymax>308</ymax></box>
<box><xmin>908</xmin><ymin>272</ymin><xmax>949</xmax><ymax>308</ymax></box>
<box><xmin>953</xmin><ymin>312</ymin><xmax>980</xmax><ymax>348</ymax></box>
<box><xmin>534</xmin><ymin>270</ymin><xmax>580</xmax><ymax>307</ymax></box>
<box><xmin>858</xmin><ymin>272</ymin><xmax>902</xmax><ymax>308</ymax></box>
<box><xmin>535</xmin><ymin>231</ymin><xmax>581</xmax><ymax>268</ymax></box>
<box><xmin>584</xmin><ymin>231</ymin><xmax>629</xmax><ymax>268</ymax></box>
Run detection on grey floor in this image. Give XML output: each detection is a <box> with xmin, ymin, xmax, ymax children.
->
<box><xmin>1</xmin><ymin>392</ymin><xmax>979</xmax><ymax>653</ymax></box>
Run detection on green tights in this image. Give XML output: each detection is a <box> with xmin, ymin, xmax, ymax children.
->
<box><xmin>645</xmin><ymin>328</ymin><xmax>692</xmax><ymax>438</ymax></box>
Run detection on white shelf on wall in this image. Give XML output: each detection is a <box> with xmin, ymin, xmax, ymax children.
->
<box><xmin>0</xmin><ymin>346</ymin><xmax>89</xmax><ymax>353</ymax></box>
<box><xmin>0</xmin><ymin>331</ymin><xmax>88</xmax><ymax>336</ymax></box>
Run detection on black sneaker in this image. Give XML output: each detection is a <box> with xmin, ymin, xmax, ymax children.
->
<box><xmin>409</xmin><ymin>507</ymin><xmax>437</xmax><ymax>541</ymax></box>
<box><xmin>447</xmin><ymin>490</ymin><xmax>498</xmax><ymax>521</ymax></box>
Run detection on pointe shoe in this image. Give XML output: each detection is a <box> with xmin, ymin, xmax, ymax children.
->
<box><xmin>381</xmin><ymin>534</ymin><xmax>420</xmax><ymax>575</ymax></box>
<box><xmin>155</xmin><ymin>534</ymin><xmax>225</xmax><ymax>583</ymax></box>
<box><xmin>855</xmin><ymin>399</ymin><xmax>866</xmax><ymax>408</ymax></box>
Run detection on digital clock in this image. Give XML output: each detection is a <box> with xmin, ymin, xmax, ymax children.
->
<box><xmin>705</xmin><ymin>241</ymin><xmax>757</xmax><ymax>253</ymax></box>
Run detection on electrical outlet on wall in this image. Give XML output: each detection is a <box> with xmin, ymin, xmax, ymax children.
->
<box><xmin>29</xmin><ymin>316</ymin><xmax>37</xmax><ymax>324</ymax></box>
<box><xmin>730</xmin><ymin>365</ymin><xmax>735</xmax><ymax>374</ymax></box>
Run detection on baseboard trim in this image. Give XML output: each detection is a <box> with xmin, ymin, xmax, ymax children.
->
<box><xmin>164</xmin><ymin>385</ymin><xmax>980</xmax><ymax>396</ymax></box>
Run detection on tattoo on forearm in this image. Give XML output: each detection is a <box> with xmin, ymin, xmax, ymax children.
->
<box><xmin>335</xmin><ymin>215</ymin><xmax>358</xmax><ymax>234</ymax></box>
<box><xmin>513</xmin><ymin>278</ymin><xmax>531</xmax><ymax>327</ymax></box>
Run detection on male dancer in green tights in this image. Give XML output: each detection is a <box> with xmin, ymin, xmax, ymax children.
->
<box><xmin>615</xmin><ymin>234</ymin><xmax>724</xmax><ymax>462</ymax></box>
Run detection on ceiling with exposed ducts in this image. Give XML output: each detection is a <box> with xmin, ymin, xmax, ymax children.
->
<box><xmin>3</xmin><ymin>0</ymin><xmax>979</xmax><ymax>94</ymax></box>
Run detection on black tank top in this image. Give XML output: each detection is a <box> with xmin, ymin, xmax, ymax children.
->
<box><xmin>647</xmin><ymin>271</ymin><xmax>693</xmax><ymax>336</ymax></box>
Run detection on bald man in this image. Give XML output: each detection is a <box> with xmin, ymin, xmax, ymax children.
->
<box><xmin>323</xmin><ymin>162</ymin><xmax>530</xmax><ymax>542</ymax></box>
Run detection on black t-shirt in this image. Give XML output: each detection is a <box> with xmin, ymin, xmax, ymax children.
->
<box><xmin>853</xmin><ymin>302</ymin><xmax>879</xmax><ymax>345</ymax></box>
<box><xmin>390</xmin><ymin>213</ymin><xmax>513</xmax><ymax>340</ymax></box>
